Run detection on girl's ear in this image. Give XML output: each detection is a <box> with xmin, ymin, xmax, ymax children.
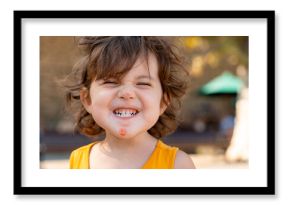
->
<box><xmin>80</xmin><ymin>87</ymin><xmax>92</xmax><ymax>113</ymax></box>
<box><xmin>160</xmin><ymin>93</ymin><xmax>170</xmax><ymax>115</ymax></box>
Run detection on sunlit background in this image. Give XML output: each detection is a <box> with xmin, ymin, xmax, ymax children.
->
<box><xmin>40</xmin><ymin>36</ymin><xmax>249</xmax><ymax>169</ymax></box>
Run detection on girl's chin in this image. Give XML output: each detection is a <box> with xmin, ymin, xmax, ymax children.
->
<box><xmin>106</xmin><ymin>128</ymin><xmax>146</xmax><ymax>139</ymax></box>
<box><xmin>116</xmin><ymin>129</ymin><xmax>138</xmax><ymax>139</ymax></box>
<box><xmin>104</xmin><ymin>128</ymin><xmax>133</xmax><ymax>139</ymax></box>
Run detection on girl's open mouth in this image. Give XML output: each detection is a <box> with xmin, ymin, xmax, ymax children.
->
<box><xmin>113</xmin><ymin>108</ymin><xmax>139</xmax><ymax>118</ymax></box>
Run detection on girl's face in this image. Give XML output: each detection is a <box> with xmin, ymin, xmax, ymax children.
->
<box><xmin>81</xmin><ymin>53</ymin><xmax>167</xmax><ymax>140</ymax></box>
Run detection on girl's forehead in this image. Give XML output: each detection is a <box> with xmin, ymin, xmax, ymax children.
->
<box><xmin>132</xmin><ymin>54</ymin><xmax>157</xmax><ymax>70</ymax></box>
<box><xmin>140</xmin><ymin>54</ymin><xmax>159</xmax><ymax>69</ymax></box>
<box><xmin>121</xmin><ymin>54</ymin><xmax>158</xmax><ymax>78</ymax></box>
<box><xmin>96</xmin><ymin>53</ymin><xmax>158</xmax><ymax>81</ymax></box>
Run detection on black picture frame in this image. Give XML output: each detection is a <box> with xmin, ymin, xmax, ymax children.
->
<box><xmin>14</xmin><ymin>10</ymin><xmax>275</xmax><ymax>195</ymax></box>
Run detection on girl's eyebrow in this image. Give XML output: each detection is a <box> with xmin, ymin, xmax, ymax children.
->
<box><xmin>136</xmin><ymin>75</ymin><xmax>154</xmax><ymax>81</ymax></box>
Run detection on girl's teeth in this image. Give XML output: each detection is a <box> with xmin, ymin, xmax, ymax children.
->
<box><xmin>114</xmin><ymin>109</ymin><xmax>138</xmax><ymax>117</ymax></box>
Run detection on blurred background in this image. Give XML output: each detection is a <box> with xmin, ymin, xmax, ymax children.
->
<box><xmin>40</xmin><ymin>36</ymin><xmax>249</xmax><ymax>169</ymax></box>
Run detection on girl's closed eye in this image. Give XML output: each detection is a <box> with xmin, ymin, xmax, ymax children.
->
<box><xmin>137</xmin><ymin>82</ymin><xmax>152</xmax><ymax>87</ymax></box>
<box><xmin>102</xmin><ymin>80</ymin><xmax>119</xmax><ymax>85</ymax></box>
<box><xmin>100</xmin><ymin>80</ymin><xmax>120</xmax><ymax>88</ymax></box>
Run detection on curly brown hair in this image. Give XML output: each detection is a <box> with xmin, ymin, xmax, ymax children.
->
<box><xmin>63</xmin><ymin>36</ymin><xmax>189</xmax><ymax>138</ymax></box>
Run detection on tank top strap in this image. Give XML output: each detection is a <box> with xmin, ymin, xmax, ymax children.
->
<box><xmin>142</xmin><ymin>140</ymin><xmax>179</xmax><ymax>169</ymax></box>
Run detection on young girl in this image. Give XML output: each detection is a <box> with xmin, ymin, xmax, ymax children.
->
<box><xmin>65</xmin><ymin>36</ymin><xmax>195</xmax><ymax>169</ymax></box>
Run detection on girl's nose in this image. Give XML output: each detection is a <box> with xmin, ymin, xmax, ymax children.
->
<box><xmin>117</xmin><ymin>85</ymin><xmax>136</xmax><ymax>100</ymax></box>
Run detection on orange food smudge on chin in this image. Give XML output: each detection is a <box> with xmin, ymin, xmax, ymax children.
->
<box><xmin>119</xmin><ymin>128</ymin><xmax>126</xmax><ymax>136</ymax></box>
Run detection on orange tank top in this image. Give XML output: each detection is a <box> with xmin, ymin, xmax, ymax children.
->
<box><xmin>69</xmin><ymin>140</ymin><xmax>179</xmax><ymax>169</ymax></box>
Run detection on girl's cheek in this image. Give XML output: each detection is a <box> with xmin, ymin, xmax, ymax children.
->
<box><xmin>91</xmin><ymin>90</ymin><xmax>115</xmax><ymax>101</ymax></box>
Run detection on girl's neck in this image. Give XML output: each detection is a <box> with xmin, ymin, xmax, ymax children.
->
<box><xmin>100</xmin><ymin>132</ymin><xmax>156</xmax><ymax>156</ymax></box>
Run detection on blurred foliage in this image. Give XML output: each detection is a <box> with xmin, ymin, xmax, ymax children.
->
<box><xmin>176</xmin><ymin>37</ymin><xmax>248</xmax><ymax>131</ymax></box>
<box><xmin>40</xmin><ymin>36</ymin><xmax>248</xmax><ymax>133</ymax></box>
<box><xmin>180</xmin><ymin>36</ymin><xmax>248</xmax><ymax>78</ymax></box>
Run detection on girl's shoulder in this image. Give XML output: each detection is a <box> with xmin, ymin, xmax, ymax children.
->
<box><xmin>70</xmin><ymin>141</ymin><xmax>96</xmax><ymax>157</ymax></box>
<box><xmin>142</xmin><ymin>140</ymin><xmax>178</xmax><ymax>169</ymax></box>
<box><xmin>174</xmin><ymin>149</ymin><xmax>196</xmax><ymax>169</ymax></box>
<box><xmin>69</xmin><ymin>142</ymin><xmax>97</xmax><ymax>169</ymax></box>
<box><xmin>156</xmin><ymin>140</ymin><xmax>178</xmax><ymax>152</ymax></box>
<box><xmin>157</xmin><ymin>140</ymin><xmax>196</xmax><ymax>169</ymax></box>
<box><xmin>74</xmin><ymin>142</ymin><xmax>96</xmax><ymax>152</ymax></box>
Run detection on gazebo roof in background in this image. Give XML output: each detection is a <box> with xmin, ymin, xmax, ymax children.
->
<box><xmin>199</xmin><ymin>71</ymin><xmax>243</xmax><ymax>95</ymax></box>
